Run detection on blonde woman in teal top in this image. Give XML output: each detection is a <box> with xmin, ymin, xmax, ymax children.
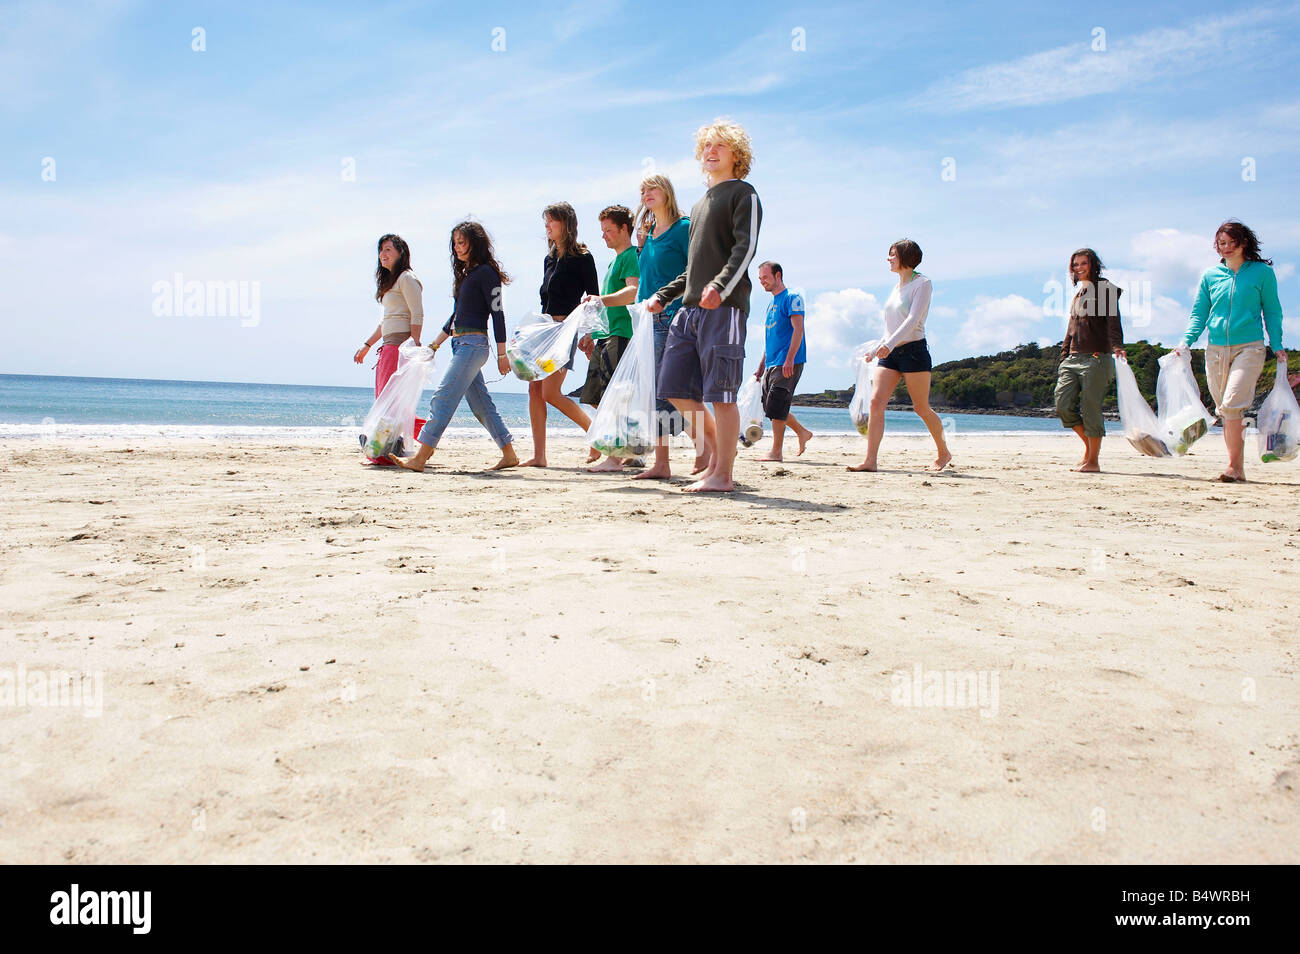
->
<box><xmin>629</xmin><ymin>174</ymin><xmax>714</xmax><ymax>480</ymax></box>
<box><xmin>1177</xmin><ymin>220</ymin><xmax>1285</xmax><ymax>482</ymax></box>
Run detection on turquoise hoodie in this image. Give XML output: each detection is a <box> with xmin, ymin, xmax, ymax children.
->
<box><xmin>1182</xmin><ymin>260</ymin><xmax>1284</xmax><ymax>350</ymax></box>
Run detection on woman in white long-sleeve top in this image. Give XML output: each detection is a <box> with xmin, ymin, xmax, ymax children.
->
<box><xmin>848</xmin><ymin>239</ymin><xmax>952</xmax><ymax>473</ymax></box>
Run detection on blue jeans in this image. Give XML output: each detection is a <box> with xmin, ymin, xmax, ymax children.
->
<box><xmin>652</xmin><ymin>314</ymin><xmax>685</xmax><ymax>437</ymax></box>
<box><xmin>417</xmin><ymin>334</ymin><xmax>513</xmax><ymax>449</ymax></box>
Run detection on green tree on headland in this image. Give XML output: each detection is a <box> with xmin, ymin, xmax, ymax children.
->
<box><xmin>806</xmin><ymin>341</ymin><xmax>1285</xmax><ymax>414</ymax></box>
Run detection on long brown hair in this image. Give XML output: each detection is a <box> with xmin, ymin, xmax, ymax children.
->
<box><xmin>450</xmin><ymin>220</ymin><xmax>511</xmax><ymax>298</ymax></box>
<box><xmin>1215</xmin><ymin>220</ymin><xmax>1273</xmax><ymax>265</ymax></box>
<box><xmin>1068</xmin><ymin>247</ymin><xmax>1103</xmax><ymax>286</ymax></box>
<box><xmin>374</xmin><ymin>233</ymin><xmax>412</xmax><ymax>302</ymax></box>
<box><xmin>543</xmin><ymin>202</ymin><xmax>587</xmax><ymax>259</ymax></box>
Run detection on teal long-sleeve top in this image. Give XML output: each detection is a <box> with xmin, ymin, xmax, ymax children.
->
<box><xmin>1182</xmin><ymin>260</ymin><xmax>1284</xmax><ymax>351</ymax></box>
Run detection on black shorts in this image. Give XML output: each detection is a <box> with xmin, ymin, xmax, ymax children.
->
<box><xmin>878</xmin><ymin>338</ymin><xmax>932</xmax><ymax>374</ymax></box>
<box><xmin>580</xmin><ymin>335</ymin><xmax>631</xmax><ymax>406</ymax></box>
<box><xmin>761</xmin><ymin>363</ymin><xmax>803</xmax><ymax>420</ymax></box>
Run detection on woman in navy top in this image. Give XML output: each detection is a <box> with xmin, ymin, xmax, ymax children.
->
<box><xmin>521</xmin><ymin>201</ymin><xmax>600</xmax><ymax>467</ymax></box>
<box><xmin>390</xmin><ymin>221</ymin><xmax>519</xmax><ymax>472</ymax></box>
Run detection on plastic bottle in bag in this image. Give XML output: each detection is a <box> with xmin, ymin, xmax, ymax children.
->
<box><xmin>586</xmin><ymin>303</ymin><xmax>656</xmax><ymax>459</ymax></box>
<box><xmin>848</xmin><ymin>340</ymin><xmax>879</xmax><ymax>437</ymax></box>
<box><xmin>359</xmin><ymin>341</ymin><xmax>437</xmax><ymax>458</ymax></box>
<box><xmin>737</xmin><ymin>376</ymin><xmax>764</xmax><ymax>446</ymax></box>
<box><xmin>1155</xmin><ymin>349</ymin><xmax>1215</xmax><ymax>456</ymax></box>
<box><xmin>1257</xmin><ymin>358</ymin><xmax>1300</xmax><ymax>462</ymax></box>
<box><xmin>506</xmin><ymin>300</ymin><xmax>610</xmax><ymax>383</ymax></box>
<box><xmin>1114</xmin><ymin>358</ymin><xmax>1171</xmax><ymax>457</ymax></box>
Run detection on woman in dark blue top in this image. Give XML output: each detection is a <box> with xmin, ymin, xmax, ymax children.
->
<box><xmin>390</xmin><ymin>221</ymin><xmax>519</xmax><ymax>472</ymax></box>
<box><xmin>521</xmin><ymin>201</ymin><xmax>600</xmax><ymax>468</ymax></box>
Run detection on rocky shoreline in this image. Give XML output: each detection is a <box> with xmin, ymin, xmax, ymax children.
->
<box><xmin>791</xmin><ymin>396</ymin><xmax>1119</xmax><ymax>419</ymax></box>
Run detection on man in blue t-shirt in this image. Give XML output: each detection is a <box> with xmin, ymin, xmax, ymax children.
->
<box><xmin>752</xmin><ymin>261</ymin><xmax>812</xmax><ymax>460</ymax></box>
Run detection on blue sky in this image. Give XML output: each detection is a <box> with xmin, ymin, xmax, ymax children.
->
<box><xmin>3</xmin><ymin>0</ymin><xmax>1298</xmax><ymax>393</ymax></box>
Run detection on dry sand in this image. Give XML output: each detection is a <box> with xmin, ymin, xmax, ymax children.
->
<box><xmin>1</xmin><ymin>432</ymin><xmax>1297</xmax><ymax>863</ymax></box>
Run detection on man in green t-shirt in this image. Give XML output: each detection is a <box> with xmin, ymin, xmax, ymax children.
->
<box><xmin>582</xmin><ymin>204</ymin><xmax>640</xmax><ymax>472</ymax></box>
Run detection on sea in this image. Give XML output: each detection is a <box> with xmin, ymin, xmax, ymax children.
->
<box><xmin>0</xmin><ymin>373</ymin><xmax>1122</xmax><ymax>440</ymax></box>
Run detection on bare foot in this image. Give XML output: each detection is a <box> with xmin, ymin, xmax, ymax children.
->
<box><xmin>1218</xmin><ymin>470</ymin><xmax>1245</xmax><ymax>482</ymax></box>
<box><xmin>489</xmin><ymin>450</ymin><xmax>519</xmax><ymax>471</ymax></box>
<box><xmin>519</xmin><ymin>457</ymin><xmax>546</xmax><ymax>468</ymax></box>
<box><xmin>691</xmin><ymin>453</ymin><xmax>711</xmax><ymax>474</ymax></box>
<box><xmin>585</xmin><ymin>449</ymin><xmax>601</xmax><ymax>464</ymax></box>
<box><xmin>1074</xmin><ymin>463</ymin><xmax>1100</xmax><ymax>473</ymax></box>
<box><xmin>846</xmin><ymin>461</ymin><xmax>876</xmax><ymax>472</ymax></box>
<box><xmin>795</xmin><ymin>429</ymin><xmax>812</xmax><ymax>456</ymax></box>
<box><xmin>684</xmin><ymin>473</ymin><xmax>734</xmax><ymax>493</ymax></box>
<box><xmin>388</xmin><ymin>454</ymin><xmax>428</xmax><ymax>472</ymax></box>
<box><xmin>587</xmin><ymin>457</ymin><xmax>625</xmax><ymax>472</ymax></box>
<box><xmin>757</xmin><ymin>453</ymin><xmax>783</xmax><ymax>462</ymax></box>
<box><xmin>633</xmin><ymin>465</ymin><xmax>671</xmax><ymax>480</ymax></box>
<box><xmin>929</xmin><ymin>452</ymin><xmax>952</xmax><ymax>473</ymax></box>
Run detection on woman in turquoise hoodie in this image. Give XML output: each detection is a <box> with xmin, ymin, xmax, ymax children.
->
<box><xmin>1178</xmin><ymin>221</ymin><xmax>1285</xmax><ymax>482</ymax></box>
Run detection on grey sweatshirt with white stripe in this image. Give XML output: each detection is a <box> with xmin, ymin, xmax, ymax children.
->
<box><xmin>653</xmin><ymin>179</ymin><xmax>762</xmax><ymax>315</ymax></box>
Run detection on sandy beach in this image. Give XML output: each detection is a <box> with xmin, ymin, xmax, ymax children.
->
<box><xmin>1</xmin><ymin>432</ymin><xmax>1297</xmax><ymax>864</ymax></box>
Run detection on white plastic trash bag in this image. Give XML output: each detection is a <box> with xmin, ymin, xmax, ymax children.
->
<box><xmin>359</xmin><ymin>341</ymin><xmax>437</xmax><ymax>459</ymax></box>
<box><xmin>586</xmin><ymin>303</ymin><xmax>656</xmax><ymax>459</ymax></box>
<box><xmin>1256</xmin><ymin>357</ymin><xmax>1300</xmax><ymax>463</ymax></box>
<box><xmin>1156</xmin><ymin>349</ymin><xmax>1214</xmax><ymax>456</ymax></box>
<box><xmin>1115</xmin><ymin>358</ymin><xmax>1170</xmax><ymax>457</ymax></box>
<box><xmin>848</xmin><ymin>340</ymin><xmax>879</xmax><ymax>437</ymax></box>
<box><xmin>506</xmin><ymin>299</ymin><xmax>609</xmax><ymax>382</ymax></box>
<box><xmin>737</xmin><ymin>376</ymin><xmax>764</xmax><ymax>446</ymax></box>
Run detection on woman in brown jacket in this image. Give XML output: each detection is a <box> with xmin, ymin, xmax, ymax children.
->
<box><xmin>1055</xmin><ymin>248</ymin><xmax>1126</xmax><ymax>472</ymax></box>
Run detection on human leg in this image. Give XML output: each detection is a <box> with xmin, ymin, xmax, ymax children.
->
<box><xmin>686</xmin><ymin>401</ymin><xmax>739</xmax><ymax>492</ymax></box>
<box><xmin>785</xmin><ymin>411</ymin><xmax>812</xmax><ymax>456</ymax></box>
<box><xmin>848</xmin><ymin>367</ymin><xmax>901</xmax><ymax>471</ymax></box>
<box><xmin>1207</xmin><ymin>343</ymin><xmax>1266</xmax><ymax>480</ymax></box>
<box><xmin>461</xmin><ymin>352</ymin><xmax>518</xmax><ymax>470</ymax></box>
<box><xmin>904</xmin><ymin>371</ymin><xmax>951</xmax><ymax>471</ymax></box>
<box><xmin>1054</xmin><ymin>357</ymin><xmax>1090</xmax><ymax>467</ymax></box>
<box><xmin>392</xmin><ymin>337</ymin><xmax>485</xmax><ymax>472</ymax></box>
<box><xmin>523</xmin><ymin>379</ymin><xmax>548</xmax><ymax>466</ymax></box>
<box><xmin>635</xmin><ymin>315</ymin><xmax>681</xmax><ymax>480</ymax></box>
<box><xmin>762</xmin><ymin>418</ymin><xmax>787</xmax><ymax>461</ymax></box>
<box><xmin>1073</xmin><ymin>356</ymin><xmax>1113</xmax><ymax>472</ymax></box>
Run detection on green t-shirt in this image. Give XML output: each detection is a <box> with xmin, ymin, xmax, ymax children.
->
<box><xmin>598</xmin><ymin>245</ymin><xmax>640</xmax><ymax>339</ymax></box>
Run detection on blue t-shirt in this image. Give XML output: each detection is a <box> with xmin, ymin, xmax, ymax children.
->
<box><xmin>764</xmin><ymin>288</ymin><xmax>807</xmax><ymax>365</ymax></box>
<box><xmin>635</xmin><ymin>217</ymin><xmax>690</xmax><ymax>318</ymax></box>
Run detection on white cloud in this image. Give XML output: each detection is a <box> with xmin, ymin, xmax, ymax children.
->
<box><xmin>553</xmin><ymin>0</ymin><xmax>623</xmax><ymax>41</ymax></box>
<box><xmin>979</xmin><ymin>109</ymin><xmax>1300</xmax><ymax>188</ymax></box>
<box><xmin>957</xmin><ymin>294</ymin><xmax>1044</xmax><ymax>353</ymax></box>
<box><xmin>909</xmin><ymin>9</ymin><xmax>1285</xmax><ymax>112</ymax></box>
<box><xmin>1127</xmin><ymin>228</ymin><xmax>1217</xmax><ymax>298</ymax></box>
<box><xmin>803</xmin><ymin>288</ymin><xmax>883</xmax><ymax>368</ymax></box>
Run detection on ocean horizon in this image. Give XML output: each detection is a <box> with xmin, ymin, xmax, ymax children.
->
<box><xmin>0</xmin><ymin>372</ymin><xmax>1123</xmax><ymax>439</ymax></box>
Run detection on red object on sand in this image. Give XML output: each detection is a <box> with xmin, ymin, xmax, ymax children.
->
<box><xmin>364</xmin><ymin>345</ymin><xmax>427</xmax><ymax>466</ymax></box>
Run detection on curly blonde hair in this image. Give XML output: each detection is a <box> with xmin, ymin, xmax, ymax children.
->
<box><xmin>693</xmin><ymin>118</ymin><xmax>753</xmax><ymax>180</ymax></box>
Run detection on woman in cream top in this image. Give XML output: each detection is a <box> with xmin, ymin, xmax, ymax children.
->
<box><xmin>379</xmin><ymin>270</ymin><xmax>424</xmax><ymax>346</ymax></box>
<box><xmin>354</xmin><ymin>234</ymin><xmax>424</xmax><ymax>396</ymax></box>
